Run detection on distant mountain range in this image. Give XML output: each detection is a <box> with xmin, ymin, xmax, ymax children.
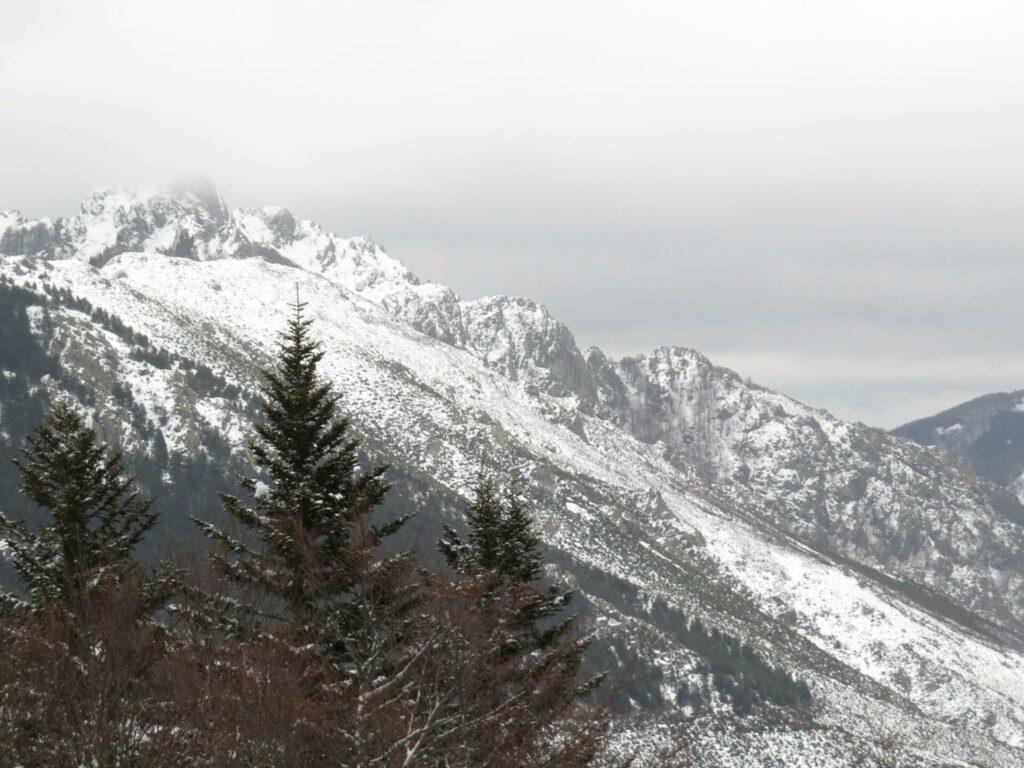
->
<box><xmin>895</xmin><ymin>391</ymin><xmax>1024</xmax><ymax>511</ymax></box>
<box><xmin>1</xmin><ymin>179</ymin><xmax>1023</xmax><ymax>766</ymax></box>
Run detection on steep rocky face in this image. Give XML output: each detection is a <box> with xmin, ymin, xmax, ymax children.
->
<box><xmin>462</xmin><ymin>295</ymin><xmax>596</xmax><ymax>403</ymax></box>
<box><xmin>0</xmin><ymin>213</ymin><xmax>56</xmax><ymax>256</ymax></box>
<box><xmin>895</xmin><ymin>391</ymin><xmax>1024</xmax><ymax>508</ymax></box>
<box><xmin>69</xmin><ymin>182</ymin><xmax>232</xmax><ymax>264</ymax></box>
<box><xmin>578</xmin><ymin>346</ymin><xmax>1024</xmax><ymax>634</ymax></box>
<box><xmin>3</xmin><ymin>183</ymin><xmax>1024</xmax><ymax>766</ymax></box>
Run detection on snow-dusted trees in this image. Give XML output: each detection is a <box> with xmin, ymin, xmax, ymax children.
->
<box><xmin>329</xmin><ymin>571</ymin><xmax>612</xmax><ymax>768</ymax></box>
<box><xmin>432</xmin><ymin>474</ymin><xmax>606</xmax><ymax>766</ymax></box>
<box><xmin>188</xmin><ymin>297</ymin><xmax>424</xmax><ymax>762</ymax></box>
<box><xmin>0</xmin><ymin>402</ymin><xmax>184</xmax><ymax>767</ymax></box>
<box><xmin>0</xmin><ymin>400</ymin><xmax>159</xmax><ymax>612</ymax></box>
<box><xmin>192</xmin><ymin>296</ymin><xmax>409</xmax><ymax>651</ymax></box>
<box><xmin>184</xmin><ymin>303</ymin><xmax>613</xmax><ymax>766</ymax></box>
<box><xmin>440</xmin><ymin>474</ymin><xmax>574</xmax><ymax>653</ymax></box>
<box><xmin>0</xmin><ymin>309</ymin><xmax>625</xmax><ymax>767</ymax></box>
<box><xmin>0</xmin><ymin>577</ymin><xmax>189</xmax><ymax>768</ymax></box>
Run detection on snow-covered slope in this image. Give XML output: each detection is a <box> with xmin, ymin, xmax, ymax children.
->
<box><xmin>588</xmin><ymin>347</ymin><xmax>1024</xmax><ymax>636</ymax></box>
<box><xmin>2</xmin><ymin>181</ymin><xmax>1023</xmax><ymax>766</ymax></box>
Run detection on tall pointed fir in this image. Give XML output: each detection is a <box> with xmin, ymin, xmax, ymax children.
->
<box><xmin>0</xmin><ymin>400</ymin><xmax>159</xmax><ymax>612</ymax></box>
<box><xmin>439</xmin><ymin>473</ymin><xmax>503</xmax><ymax>573</ymax></box>
<box><xmin>499</xmin><ymin>483</ymin><xmax>575</xmax><ymax>649</ymax></box>
<box><xmin>440</xmin><ymin>474</ymin><xmax>573</xmax><ymax>653</ymax></box>
<box><xmin>193</xmin><ymin>296</ymin><xmax>410</xmax><ymax>656</ymax></box>
<box><xmin>438</xmin><ymin>472</ymin><xmax>603</xmax><ymax>765</ymax></box>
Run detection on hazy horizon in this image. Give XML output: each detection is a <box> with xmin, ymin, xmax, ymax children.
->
<box><xmin>4</xmin><ymin>1</ymin><xmax>1023</xmax><ymax>428</ymax></box>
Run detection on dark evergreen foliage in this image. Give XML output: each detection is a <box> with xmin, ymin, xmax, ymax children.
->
<box><xmin>0</xmin><ymin>401</ymin><xmax>159</xmax><ymax>611</ymax></box>
<box><xmin>193</xmin><ymin>297</ymin><xmax>410</xmax><ymax>653</ymax></box>
<box><xmin>0</xmin><ymin>282</ymin><xmax>59</xmax><ymax>445</ymax></box>
<box><xmin>439</xmin><ymin>473</ymin><xmax>502</xmax><ymax>573</ymax></box>
<box><xmin>648</xmin><ymin>597</ymin><xmax>812</xmax><ymax>714</ymax></box>
<box><xmin>440</xmin><ymin>474</ymin><xmax>575</xmax><ymax>654</ymax></box>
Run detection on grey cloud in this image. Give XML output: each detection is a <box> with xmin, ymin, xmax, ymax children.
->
<box><xmin>2</xmin><ymin>0</ymin><xmax>1023</xmax><ymax>427</ymax></box>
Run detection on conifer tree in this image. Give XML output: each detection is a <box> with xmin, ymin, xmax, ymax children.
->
<box><xmin>440</xmin><ymin>474</ymin><xmax>572</xmax><ymax>652</ymax></box>
<box><xmin>499</xmin><ymin>483</ymin><xmax>573</xmax><ymax>650</ymax></box>
<box><xmin>439</xmin><ymin>473</ymin><xmax>503</xmax><ymax>573</ymax></box>
<box><xmin>0</xmin><ymin>400</ymin><xmax>158</xmax><ymax>611</ymax></box>
<box><xmin>193</xmin><ymin>297</ymin><xmax>409</xmax><ymax>652</ymax></box>
<box><xmin>496</xmin><ymin>483</ymin><xmax>543</xmax><ymax>583</ymax></box>
<box><xmin>436</xmin><ymin>473</ymin><xmax>603</xmax><ymax>765</ymax></box>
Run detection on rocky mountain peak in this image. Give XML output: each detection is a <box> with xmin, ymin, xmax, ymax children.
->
<box><xmin>167</xmin><ymin>175</ymin><xmax>229</xmax><ymax>223</ymax></box>
<box><xmin>461</xmin><ymin>295</ymin><xmax>597</xmax><ymax>403</ymax></box>
<box><xmin>4</xmin><ymin>180</ymin><xmax>1023</xmax><ymax>635</ymax></box>
<box><xmin>260</xmin><ymin>205</ymin><xmax>298</xmax><ymax>240</ymax></box>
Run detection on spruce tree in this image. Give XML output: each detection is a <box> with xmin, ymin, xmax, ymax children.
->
<box><xmin>439</xmin><ymin>474</ymin><xmax>572</xmax><ymax>653</ymax></box>
<box><xmin>497</xmin><ymin>482</ymin><xmax>546</xmax><ymax>584</ymax></box>
<box><xmin>0</xmin><ymin>401</ymin><xmax>158</xmax><ymax>612</ymax></box>
<box><xmin>437</xmin><ymin>473</ymin><xmax>602</xmax><ymax>765</ymax></box>
<box><xmin>439</xmin><ymin>473</ymin><xmax>503</xmax><ymax>573</ymax></box>
<box><xmin>193</xmin><ymin>297</ymin><xmax>409</xmax><ymax>652</ymax></box>
<box><xmin>499</xmin><ymin>483</ymin><xmax>573</xmax><ymax>650</ymax></box>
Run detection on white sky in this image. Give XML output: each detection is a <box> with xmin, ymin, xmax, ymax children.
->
<box><xmin>3</xmin><ymin>0</ymin><xmax>1023</xmax><ymax>427</ymax></box>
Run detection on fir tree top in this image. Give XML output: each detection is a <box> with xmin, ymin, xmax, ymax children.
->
<box><xmin>439</xmin><ymin>473</ymin><xmax>573</xmax><ymax>654</ymax></box>
<box><xmin>194</xmin><ymin>296</ymin><xmax>407</xmax><ymax>639</ymax></box>
<box><xmin>0</xmin><ymin>401</ymin><xmax>158</xmax><ymax>611</ymax></box>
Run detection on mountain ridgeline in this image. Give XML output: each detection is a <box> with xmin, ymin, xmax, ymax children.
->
<box><xmin>894</xmin><ymin>390</ymin><xmax>1024</xmax><ymax>514</ymax></box>
<box><xmin>1</xmin><ymin>180</ymin><xmax>1023</xmax><ymax>766</ymax></box>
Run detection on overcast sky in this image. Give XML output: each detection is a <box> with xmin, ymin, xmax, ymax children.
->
<box><xmin>3</xmin><ymin>1</ymin><xmax>1023</xmax><ymax>427</ymax></box>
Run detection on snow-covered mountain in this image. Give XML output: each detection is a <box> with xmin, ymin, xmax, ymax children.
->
<box><xmin>895</xmin><ymin>391</ymin><xmax>1024</xmax><ymax>509</ymax></box>
<box><xmin>2</xmin><ymin>179</ymin><xmax>1023</xmax><ymax>766</ymax></box>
